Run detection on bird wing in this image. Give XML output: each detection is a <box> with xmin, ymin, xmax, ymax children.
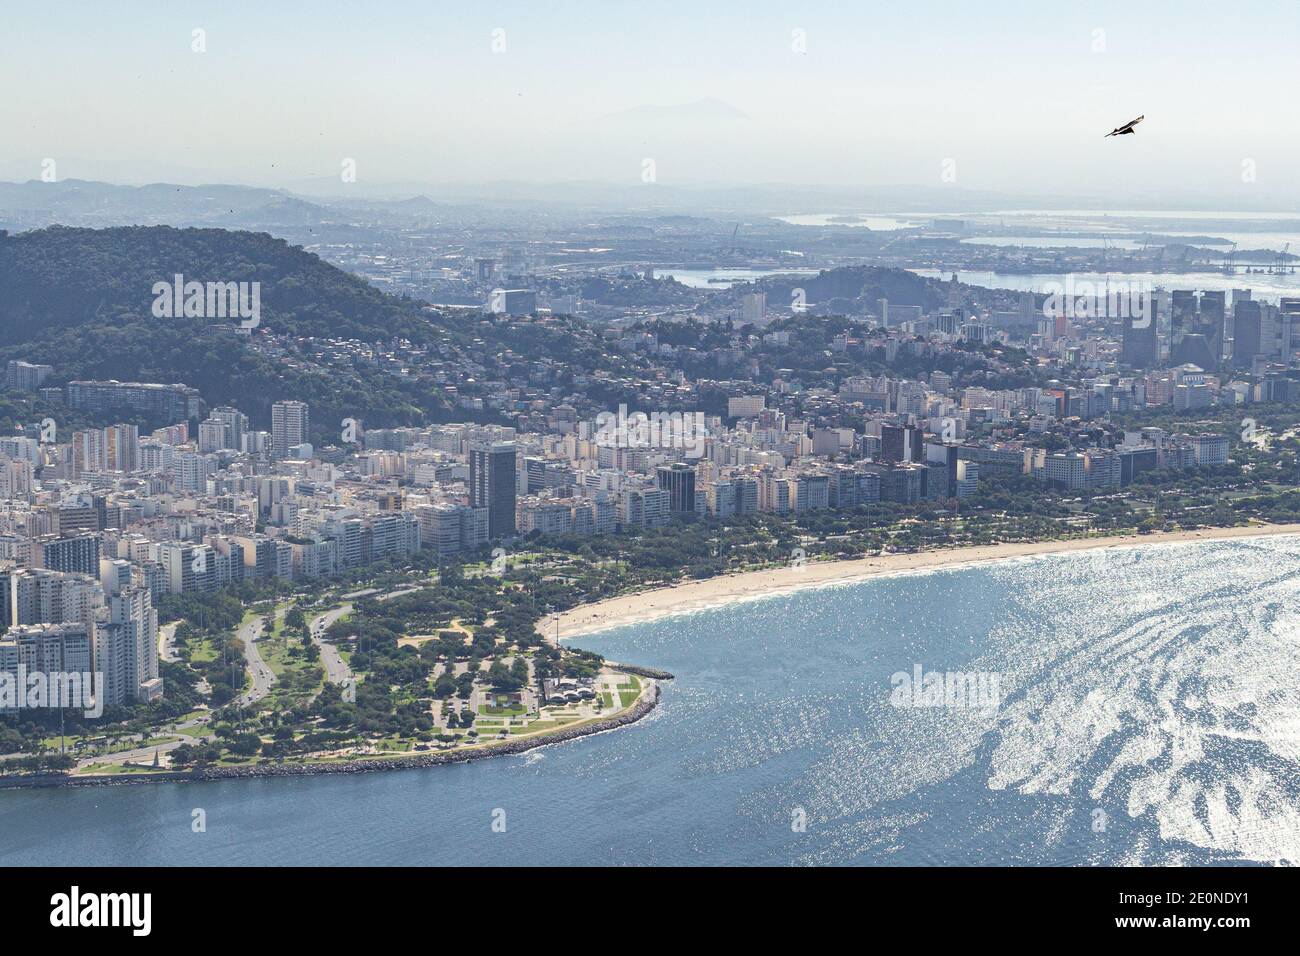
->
<box><xmin>1106</xmin><ymin>115</ymin><xmax>1144</xmax><ymax>137</ymax></box>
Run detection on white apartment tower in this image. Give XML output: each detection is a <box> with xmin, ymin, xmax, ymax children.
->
<box><xmin>271</xmin><ymin>401</ymin><xmax>310</xmax><ymax>460</ymax></box>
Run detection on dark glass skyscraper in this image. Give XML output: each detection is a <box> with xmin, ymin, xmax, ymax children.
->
<box><xmin>656</xmin><ymin>462</ymin><xmax>697</xmax><ymax>514</ymax></box>
<box><xmin>1232</xmin><ymin>300</ymin><xmax>1262</xmax><ymax>370</ymax></box>
<box><xmin>1199</xmin><ymin>291</ymin><xmax>1226</xmax><ymax>367</ymax></box>
<box><xmin>880</xmin><ymin>423</ymin><xmax>922</xmax><ymax>463</ymax></box>
<box><xmin>470</xmin><ymin>441</ymin><xmax>518</xmax><ymax>539</ymax></box>
<box><xmin>1121</xmin><ymin>299</ymin><xmax>1159</xmax><ymax>368</ymax></box>
<box><xmin>1171</xmin><ymin>290</ymin><xmax>1222</xmax><ymax>371</ymax></box>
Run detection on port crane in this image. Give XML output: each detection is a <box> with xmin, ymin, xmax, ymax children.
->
<box><xmin>1223</xmin><ymin>241</ymin><xmax>1237</xmax><ymax>275</ymax></box>
<box><xmin>1272</xmin><ymin>242</ymin><xmax>1293</xmax><ymax>275</ymax></box>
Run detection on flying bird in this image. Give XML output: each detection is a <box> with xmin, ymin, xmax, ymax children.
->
<box><xmin>1105</xmin><ymin>115</ymin><xmax>1144</xmax><ymax>137</ymax></box>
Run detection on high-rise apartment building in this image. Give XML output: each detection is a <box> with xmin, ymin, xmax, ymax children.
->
<box><xmin>741</xmin><ymin>293</ymin><xmax>767</xmax><ymax>323</ymax></box>
<box><xmin>65</xmin><ymin>380</ymin><xmax>202</xmax><ymax>424</ymax></box>
<box><xmin>5</xmin><ymin>360</ymin><xmax>53</xmax><ymax>392</ymax></box>
<box><xmin>0</xmin><ymin>623</ymin><xmax>94</xmax><ymax>714</ymax></box>
<box><xmin>210</xmin><ymin>406</ymin><xmax>249</xmax><ymax>451</ymax></box>
<box><xmin>271</xmin><ymin>401</ymin><xmax>310</xmax><ymax>459</ymax></box>
<box><xmin>158</xmin><ymin>542</ymin><xmax>219</xmax><ymax>595</ymax></box>
<box><xmin>35</xmin><ymin>533</ymin><xmax>102</xmax><ymax>578</ymax></box>
<box><xmin>469</xmin><ymin>440</ymin><xmax>518</xmax><ymax>539</ymax></box>
<box><xmin>96</xmin><ymin>587</ymin><xmax>162</xmax><ymax>706</ymax></box>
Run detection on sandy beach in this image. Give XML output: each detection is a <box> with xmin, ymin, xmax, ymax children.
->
<box><xmin>546</xmin><ymin>523</ymin><xmax>1300</xmax><ymax>642</ymax></box>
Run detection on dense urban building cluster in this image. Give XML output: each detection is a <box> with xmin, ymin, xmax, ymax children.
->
<box><xmin>2</xmin><ymin>214</ymin><xmax>1298</xmax><ymax>720</ymax></box>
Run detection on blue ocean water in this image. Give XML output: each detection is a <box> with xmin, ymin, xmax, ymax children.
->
<box><xmin>3</xmin><ymin>538</ymin><xmax>1298</xmax><ymax>866</ymax></box>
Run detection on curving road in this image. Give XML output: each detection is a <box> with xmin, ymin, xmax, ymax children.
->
<box><xmin>311</xmin><ymin>606</ymin><xmax>355</xmax><ymax>687</ymax></box>
<box><xmin>235</xmin><ymin>614</ymin><xmax>276</xmax><ymax>707</ymax></box>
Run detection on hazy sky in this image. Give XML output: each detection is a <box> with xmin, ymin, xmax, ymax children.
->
<box><xmin>4</xmin><ymin>0</ymin><xmax>1299</xmax><ymax>203</ymax></box>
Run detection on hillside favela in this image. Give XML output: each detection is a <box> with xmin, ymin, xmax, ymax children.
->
<box><xmin>1</xmin><ymin>1</ymin><xmax>1298</xmax><ymax>924</ymax></box>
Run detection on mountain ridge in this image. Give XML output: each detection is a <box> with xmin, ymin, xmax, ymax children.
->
<box><xmin>0</xmin><ymin>225</ymin><xmax>471</xmax><ymax>438</ymax></box>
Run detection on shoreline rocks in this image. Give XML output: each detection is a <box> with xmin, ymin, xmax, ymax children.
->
<box><xmin>613</xmin><ymin>663</ymin><xmax>675</xmax><ymax>680</ymax></box>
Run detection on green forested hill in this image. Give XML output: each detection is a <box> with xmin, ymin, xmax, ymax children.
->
<box><xmin>755</xmin><ymin>265</ymin><xmax>945</xmax><ymax>311</ymax></box>
<box><xmin>0</xmin><ymin>225</ymin><xmax>435</xmax><ymax>345</ymax></box>
<box><xmin>0</xmin><ymin>225</ymin><xmax>462</xmax><ymax>438</ymax></box>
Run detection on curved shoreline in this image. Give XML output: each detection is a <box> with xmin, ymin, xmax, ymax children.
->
<box><xmin>10</xmin><ymin>525</ymin><xmax>1299</xmax><ymax>792</ymax></box>
<box><xmin>0</xmin><ymin>683</ymin><xmax>662</xmax><ymax>791</ymax></box>
<box><xmin>548</xmin><ymin>523</ymin><xmax>1300</xmax><ymax>641</ymax></box>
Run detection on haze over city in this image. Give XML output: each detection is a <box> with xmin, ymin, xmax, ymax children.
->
<box><xmin>3</xmin><ymin>0</ymin><xmax>1298</xmax><ymax>206</ymax></box>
